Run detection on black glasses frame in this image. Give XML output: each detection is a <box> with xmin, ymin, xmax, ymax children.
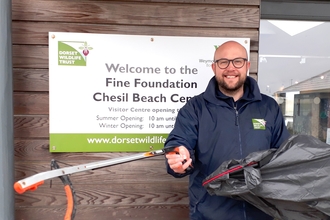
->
<box><xmin>214</xmin><ymin>58</ymin><xmax>248</xmax><ymax>69</ymax></box>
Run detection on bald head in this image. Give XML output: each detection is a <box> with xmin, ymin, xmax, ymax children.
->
<box><xmin>211</xmin><ymin>40</ymin><xmax>250</xmax><ymax>101</ymax></box>
<box><xmin>214</xmin><ymin>41</ymin><xmax>248</xmax><ymax>60</ymax></box>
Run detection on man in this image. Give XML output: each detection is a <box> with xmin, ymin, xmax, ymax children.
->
<box><xmin>164</xmin><ymin>41</ymin><xmax>290</xmax><ymax>220</ymax></box>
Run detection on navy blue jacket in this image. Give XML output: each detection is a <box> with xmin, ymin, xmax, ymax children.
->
<box><xmin>165</xmin><ymin>76</ymin><xmax>290</xmax><ymax>220</ymax></box>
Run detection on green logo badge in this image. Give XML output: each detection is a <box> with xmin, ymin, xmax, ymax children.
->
<box><xmin>252</xmin><ymin>119</ymin><xmax>266</xmax><ymax>130</ymax></box>
<box><xmin>58</xmin><ymin>41</ymin><xmax>93</xmax><ymax>66</ymax></box>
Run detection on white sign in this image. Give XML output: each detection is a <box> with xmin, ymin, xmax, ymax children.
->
<box><xmin>49</xmin><ymin>32</ymin><xmax>249</xmax><ymax>152</ymax></box>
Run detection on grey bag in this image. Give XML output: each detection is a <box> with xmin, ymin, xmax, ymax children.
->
<box><xmin>203</xmin><ymin>135</ymin><xmax>330</xmax><ymax>220</ymax></box>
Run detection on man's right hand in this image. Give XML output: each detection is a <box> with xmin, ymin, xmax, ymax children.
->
<box><xmin>165</xmin><ymin>146</ymin><xmax>192</xmax><ymax>174</ymax></box>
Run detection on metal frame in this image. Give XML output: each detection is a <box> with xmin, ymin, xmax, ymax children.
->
<box><xmin>0</xmin><ymin>0</ymin><xmax>14</xmax><ymax>219</ymax></box>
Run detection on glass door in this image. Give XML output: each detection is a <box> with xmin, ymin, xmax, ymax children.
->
<box><xmin>258</xmin><ymin>20</ymin><xmax>330</xmax><ymax>144</ymax></box>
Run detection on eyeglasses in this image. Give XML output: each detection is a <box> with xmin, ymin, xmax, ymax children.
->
<box><xmin>214</xmin><ymin>58</ymin><xmax>247</xmax><ymax>69</ymax></box>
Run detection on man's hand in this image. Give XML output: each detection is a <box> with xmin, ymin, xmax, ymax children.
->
<box><xmin>165</xmin><ymin>146</ymin><xmax>192</xmax><ymax>174</ymax></box>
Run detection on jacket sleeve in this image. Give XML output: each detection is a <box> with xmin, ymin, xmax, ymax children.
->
<box><xmin>164</xmin><ymin>98</ymin><xmax>200</xmax><ymax>178</ymax></box>
<box><xmin>271</xmin><ymin>102</ymin><xmax>291</xmax><ymax>149</ymax></box>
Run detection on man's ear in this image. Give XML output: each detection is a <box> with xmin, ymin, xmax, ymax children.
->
<box><xmin>246</xmin><ymin>61</ymin><xmax>251</xmax><ymax>69</ymax></box>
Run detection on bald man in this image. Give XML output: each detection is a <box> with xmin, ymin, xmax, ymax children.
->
<box><xmin>165</xmin><ymin>41</ymin><xmax>290</xmax><ymax>220</ymax></box>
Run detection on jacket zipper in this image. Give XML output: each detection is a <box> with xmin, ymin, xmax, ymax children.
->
<box><xmin>234</xmin><ymin>104</ymin><xmax>239</xmax><ymax>126</ymax></box>
<box><xmin>234</xmin><ymin>102</ymin><xmax>247</xmax><ymax>220</ymax></box>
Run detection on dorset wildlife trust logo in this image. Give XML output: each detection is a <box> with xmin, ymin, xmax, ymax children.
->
<box><xmin>252</xmin><ymin>119</ymin><xmax>266</xmax><ymax>130</ymax></box>
<box><xmin>58</xmin><ymin>41</ymin><xmax>93</xmax><ymax>66</ymax></box>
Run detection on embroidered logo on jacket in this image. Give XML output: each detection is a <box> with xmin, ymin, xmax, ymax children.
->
<box><xmin>252</xmin><ymin>119</ymin><xmax>266</xmax><ymax>130</ymax></box>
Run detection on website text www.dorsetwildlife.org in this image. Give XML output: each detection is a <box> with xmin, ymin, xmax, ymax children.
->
<box><xmin>86</xmin><ymin>135</ymin><xmax>167</xmax><ymax>145</ymax></box>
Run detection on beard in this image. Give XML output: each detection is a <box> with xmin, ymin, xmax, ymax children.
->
<box><xmin>215</xmin><ymin>74</ymin><xmax>246</xmax><ymax>94</ymax></box>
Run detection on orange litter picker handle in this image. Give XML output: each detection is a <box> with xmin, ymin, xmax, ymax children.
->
<box><xmin>164</xmin><ymin>146</ymin><xmax>193</xmax><ymax>171</ymax></box>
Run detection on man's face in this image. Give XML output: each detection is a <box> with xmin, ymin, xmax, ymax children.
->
<box><xmin>212</xmin><ymin>43</ymin><xmax>250</xmax><ymax>94</ymax></box>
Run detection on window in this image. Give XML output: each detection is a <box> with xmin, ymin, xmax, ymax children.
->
<box><xmin>258</xmin><ymin>19</ymin><xmax>330</xmax><ymax>143</ymax></box>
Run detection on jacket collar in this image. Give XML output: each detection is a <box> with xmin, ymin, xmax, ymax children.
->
<box><xmin>203</xmin><ymin>76</ymin><xmax>262</xmax><ymax>106</ymax></box>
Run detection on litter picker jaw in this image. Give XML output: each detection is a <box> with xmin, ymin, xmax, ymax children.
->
<box><xmin>14</xmin><ymin>180</ymin><xmax>45</xmax><ymax>194</ymax></box>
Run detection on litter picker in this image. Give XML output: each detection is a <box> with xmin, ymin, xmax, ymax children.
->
<box><xmin>14</xmin><ymin>146</ymin><xmax>189</xmax><ymax>220</ymax></box>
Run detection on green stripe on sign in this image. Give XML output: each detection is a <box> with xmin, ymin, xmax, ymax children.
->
<box><xmin>49</xmin><ymin>133</ymin><xmax>169</xmax><ymax>152</ymax></box>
